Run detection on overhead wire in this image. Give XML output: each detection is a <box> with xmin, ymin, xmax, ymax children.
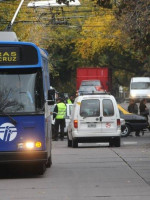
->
<box><xmin>0</xmin><ymin>0</ymin><xmax>118</xmax><ymax>34</ymax></box>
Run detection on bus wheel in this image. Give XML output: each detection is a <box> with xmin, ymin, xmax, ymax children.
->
<box><xmin>36</xmin><ymin>163</ymin><xmax>46</xmax><ymax>175</ymax></box>
<box><xmin>46</xmin><ymin>156</ymin><xmax>52</xmax><ymax>168</ymax></box>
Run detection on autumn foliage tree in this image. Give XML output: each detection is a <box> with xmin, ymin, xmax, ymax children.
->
<box><xmin>116</xmin><ymin>0</ymin><xmax>150</xmax><ymax>74</ymax></box>
<box><xmin>0</xmin><ymin>0</ymin><xmax>150</xmax><ymax>93</ymax></box>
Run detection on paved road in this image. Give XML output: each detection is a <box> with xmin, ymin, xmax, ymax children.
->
<box><xmin>1</xmin><ymin>134</ymin><xmax>150</xmax><ymax>200</ymax></box>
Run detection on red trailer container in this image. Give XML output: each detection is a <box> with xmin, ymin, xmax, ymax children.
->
<box><xmin>76</xmin><ymin>67</ymin><xmax>112</xmax><ymax>92</ymax></box>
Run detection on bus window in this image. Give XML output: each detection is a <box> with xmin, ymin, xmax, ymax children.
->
<box><xmin>0</xmin><ymin>69</ymin><xmax>44</xmax><ymax>113</ymax></box>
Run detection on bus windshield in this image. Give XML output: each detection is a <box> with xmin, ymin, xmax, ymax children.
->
<box><xmin>0</xmin><ymin>69</ymin><xmax>44</xmax><ymax>114</ymax></box>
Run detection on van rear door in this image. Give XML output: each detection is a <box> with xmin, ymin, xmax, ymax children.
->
<box><xmin>78</xmin><ymin>99</ymin><xmax>101</xmax><ymax>134</ymax></box>
<box><xmin>101</xmin><ymin>99</ymin><xmax>117</xmax><ymax>134</ymax></box>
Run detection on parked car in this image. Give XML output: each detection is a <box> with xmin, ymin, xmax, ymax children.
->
<box><xmin>118</xmin><ymin>104</ymin><xmax>148</xmax><ymax>137</ymax></box>
<box><xmin>50</xmin><ymin>104</ymin><xmax>73</xmax><ymax>138</ymax></box>
<box><xmin>68</xmin><ymin>93</ymin><xmax>121</xmax><ymax>148</ymax></box>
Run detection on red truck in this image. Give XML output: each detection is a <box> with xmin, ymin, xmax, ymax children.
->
<box><xmin>76</xmin><ymin>67</ymin><xmax>112</xmax><ymax>92</ymax></box>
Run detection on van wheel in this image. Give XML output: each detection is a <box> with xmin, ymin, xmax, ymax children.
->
<box><xmin>109</xmin><ymin>138</ymin><xmax>121</xmax><ymax>147</ymax></box>
<box><xmin>109</xmin><ymin>141</ymin><xmax>114</xmax><ymax>147</ymax></box>
<box><xmin>114</xmin><ymin>137</ymin><xmax>121</xmax><ymax>147</ymax></box>
<box><xmin>46</xmin><ymin>156</ymin><xmax>52</xmax><ymax>168</ymax></box>
<box><xmin>121</xmin><ymin>124</ymin><xmax>131</xmax><ymax>137</ymax></box>
<box><xmin>68</xmin><ymin>137</ymin><xmax>72</xmax><ymax>147</ymax></box>
<box><xmin>72</xmin><ymin>139</ymin><xmax>78</xmax><ymax>148</ymax></box>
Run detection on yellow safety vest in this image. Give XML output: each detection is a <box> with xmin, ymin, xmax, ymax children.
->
<box><xmin>67</xmin><ymin>99</ymin><xmax>72</xmax><ymax>104</ymax></box>
<box><xmin>56</xmin><ymin>103</ymin><xmax>66</xmax><ymax>119</ymax></box>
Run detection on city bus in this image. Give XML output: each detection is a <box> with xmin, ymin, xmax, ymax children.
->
<box><xmin>0</xmin><ymin>40</ymin><xmax>54</xmax><ymax>175</ymax></box>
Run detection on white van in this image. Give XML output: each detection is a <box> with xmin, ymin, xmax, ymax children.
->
<box><xmin>67</xmin><ymin>94</ymin><xmax>121</xmax><ymax>148</ymax></box>
<box><xmin>129</xmin><ymin>77</ymin><xmax>150</xmax><ymax>100</ymax></box>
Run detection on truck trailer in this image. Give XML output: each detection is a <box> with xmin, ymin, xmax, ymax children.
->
<box><xmin>76</xmin><ymin>67</ymin><xmax>112</xmax><ymax>92</ymax></box>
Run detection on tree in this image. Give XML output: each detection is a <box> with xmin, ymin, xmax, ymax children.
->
<box><xmin>1</xmin><ymin>0</ymin><xmax>149</xmax><ymax>93</ymax></box>
<box><xmin>116</xmin><ymin>0</ymin><xmax>150</xmax><ymax>63</ymax></box>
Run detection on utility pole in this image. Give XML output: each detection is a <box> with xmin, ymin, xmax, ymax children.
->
<box><xmin>6</xmin><ymin>0</ymin><xmax>25</xmax><ymax>31</ymax></box>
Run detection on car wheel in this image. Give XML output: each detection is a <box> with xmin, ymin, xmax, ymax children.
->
<box><xmin>121</xmin><ymin>124</ymin><xmax>131</xmax><ymax>137</ymax></box>
<box><xmin>72</xmin><ymin>139</ymin><xmax>78</xmax><ymax>148</ymax></box>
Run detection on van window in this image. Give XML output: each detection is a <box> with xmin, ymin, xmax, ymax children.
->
<box><xmin>103</xmin><ymin>99</ymin><xmax>114</xmax><ymax>116</ymax></box>
<box><xmin>131</xmin><ymin>82</ymin><xmax>150</xmax><ymax>89</ymax></box>
<box><xmin>80</xmin><ymin>99</ymin><xmax>100</xmax><ymax>117</ymax></box>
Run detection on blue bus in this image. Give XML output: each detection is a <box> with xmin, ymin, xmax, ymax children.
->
<box><xmin>0</xmin><ymin>40</ymin><xmax>54</xmax><ymax>174</ymax></box>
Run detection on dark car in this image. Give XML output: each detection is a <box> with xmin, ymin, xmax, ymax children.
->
<box><xmin>118</xmin><ymin>104</ymin><xmax>148</xmax><ymax>137</ymax></box>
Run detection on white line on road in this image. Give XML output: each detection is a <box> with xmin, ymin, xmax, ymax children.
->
<box><xmin>123</xmin><ymin>141</ymin><xmax>138</xmax><ymax>145</ymax></box>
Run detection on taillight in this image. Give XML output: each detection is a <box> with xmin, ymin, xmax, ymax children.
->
<box><xmin>117</xmin><ymin>119</ymin><xmax>121</xmax><ymax>126</ymax></box>
<box><xmin>95</xmin><ymin>86</ymin><xmax>104</xmax><ymax>91</ymax></box>
<box><xmin>74</xmin><ymin>120</ymin><xmax>78</xmax><ymax>128</ymax></box>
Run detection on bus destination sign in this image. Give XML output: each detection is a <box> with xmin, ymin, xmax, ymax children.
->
<box><xmin>0</xmin><ymin>47</ymin><xmax>20</xmax><ymax>64</ymax></box>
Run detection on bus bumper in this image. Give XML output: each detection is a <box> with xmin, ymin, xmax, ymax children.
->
<box><xmin>0</xmin><ymin>151</ymin><xmax>48</xmax><ymax>164</ymax></box>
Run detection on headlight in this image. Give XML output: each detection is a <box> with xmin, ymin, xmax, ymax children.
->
<box><xmin>130</xmin><ymin>93</ymin><xmax>136</xmax><ymax>98</ymax></box>
<box><xmin>18</xmin><ymin>141</ymin><xmax>42</xmax><ymax>150</ymax></box>
<box><xmin>25</xmin><ymin>142</ymin><xmax>34</xmax><ymax>149</ymax></box>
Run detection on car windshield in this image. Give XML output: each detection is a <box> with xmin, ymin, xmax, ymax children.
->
<box><xmin>131</xmin><ymin>82</ymin><xmax>150</xmax><ymax>89</ymax></box>
<box><xmin>81</xmin><ymin>80</ymin><xmax>101</xmax><ymax>86</ymax></box>
<box><xmin>79</xmin><ymin>86</ymin><xmax>97</xmax><ymax>92</ymax></box>
<box><xmin>80</xmin><ymin>99</ymin><xmax>100</xmax><ymax>117</ymax></box>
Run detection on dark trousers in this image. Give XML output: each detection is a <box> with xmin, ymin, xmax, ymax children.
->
<box><xmin>54</xmin><ymin>119</ymin><xmax>65</xmax><ymax>139</ymax></box>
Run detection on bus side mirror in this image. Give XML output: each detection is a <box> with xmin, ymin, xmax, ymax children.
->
<box><xmin>47</xmin><ymin>89</ymin><xmax>55</xmax><ymax>105</ymax></box>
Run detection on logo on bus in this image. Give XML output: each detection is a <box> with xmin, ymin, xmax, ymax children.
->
<box><xmin>0</xmin><ymin>123</ymin><xmax>17</xmax><ymax>142</ymax></box>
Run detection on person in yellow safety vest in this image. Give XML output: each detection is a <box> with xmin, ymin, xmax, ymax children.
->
<box><xmin>53</xmin><ymin>97</ymin><xmax>67</xmax><ymax>141</ymax></box>
<box><xmin>67</xmin><ymin>95</ymin><xmax>74</xmax><ymax>104</ymax></box>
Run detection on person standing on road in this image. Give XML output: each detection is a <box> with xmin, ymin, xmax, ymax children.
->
<box><xmin>53</xmin><ymin>97</ymin><xmax>67</xmax><ymax>141</ymax></box>
<box><xmin>139</xmin><ymin>99</ymin><xmax>149</xmax><ymax>127</ymax></box>
<box><xmin>67</xmin><ymin>95</ymin><xmax>74</xmax><ymax>104</ymax></box>
<box><xmin>128</xmin><ymin>99</ymin><xmax>138</xmax><ymax>114</ymax></box>
<box><xmin>128</xmin><ymin>99</ymin><xmax>140</xmax><ymax>136</ymax></box>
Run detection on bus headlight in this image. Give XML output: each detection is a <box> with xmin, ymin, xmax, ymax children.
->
<box><xmin>18</xmin><ymin>141</ymin><xmax>42</xmax><ymax>150</ymax></box>
<box><xmin>25</xmin><ymin>142</ymin><xmax>34</xmax><ymax>149</ymax></box>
